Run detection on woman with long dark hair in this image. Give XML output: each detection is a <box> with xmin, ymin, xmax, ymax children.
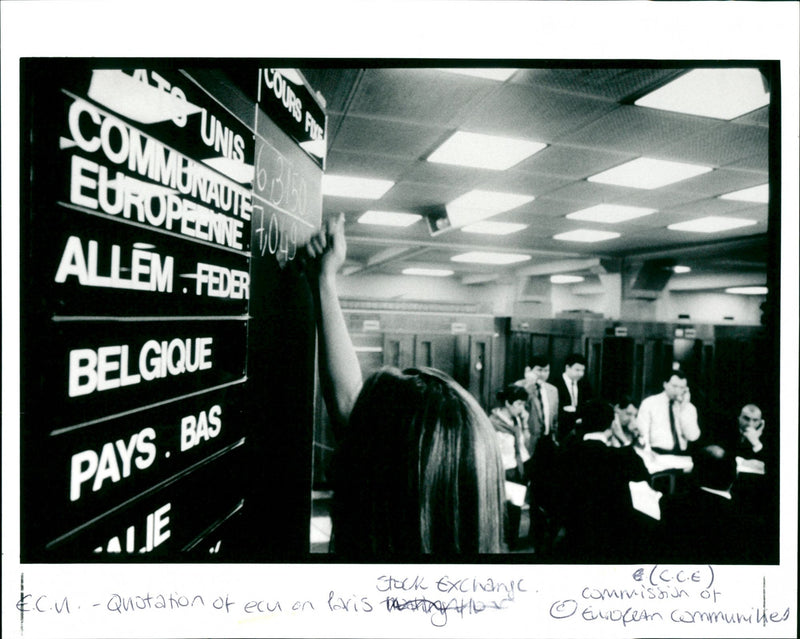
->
<box><xmin>305</xmin><ymin>214</ymin><xmax>505</xmax><ymax>557</ymax></box>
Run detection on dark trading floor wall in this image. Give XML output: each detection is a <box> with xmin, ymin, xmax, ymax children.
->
<box><xmin>311</xmin><ymin>306</ymin><xmax>773</xmax><ymax>491</ymax></box>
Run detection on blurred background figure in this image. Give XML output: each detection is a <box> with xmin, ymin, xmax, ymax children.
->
<box><xmin>516</xmin><ymin>356</ymin><xmax>560</xmax><ymax>554</ymax></box>
<box><xmin>658</xmin><ymin>445</ymin><xmax>756</xmax><ymax>563</ymax></box>
<box><xmin>489</xmin><ymin>383</ymin><xmax>532</xmax><ymax>550</ymax></box>
<box><xmin>553</xmin><ymin>399</ymin><xmax>650</xmax><ymax>562</ymax></box>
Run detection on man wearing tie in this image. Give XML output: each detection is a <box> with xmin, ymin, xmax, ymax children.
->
<box><xmin>518</xmin><ymin>355</ymin><xmax>560</xmax><ymax>450</ymax></box>
<box><xmin>553</xmin><ymin>353</ymin><xmax>593</xmax><ymax>443</ymax></box>
<box><xmin>515</xmin><ymin>355</ymin><xmax>560</xmax><ymax>552</ymax></box>
<box><xmin>637</xmin><ymin>369</ymin><xmax>701</xmax><ymax>454</ymax></box>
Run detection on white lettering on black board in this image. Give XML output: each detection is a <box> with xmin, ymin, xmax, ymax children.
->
<box><xmin>55</xmin><ymin>236</ymin><xmax>174</xmax><ymax>292</ymax></box>
<box><xmin>200</xmin><ymin>108</ymin><xmax>246</xmax><ymax>162</ymax></box>
<box><xmin>69</xmin><ymin>427</ymin><xmax>157</xmax><ymax>501</ymax></box>
<box><xmin>93</xmin><ymin>503</ymin><xmax>171</xmax><ymax>554</ymax></box>
<box><xmin>62</xmin><ymin>97</ymin><xmax>252</xmax><ymax>249</ymax></box>
<box><xmin>67</xmin><ymin>337</ymin><xmax>213</xmax><ymax>397</ymax></box>
<box><xmin>191</xmin><ymin>263</ymin><xmax>249</xmax><ymax>299</ymax></box>
<box><xmin>180</xmin><ymin>404</ymin><xmax>222</xmax><ymax>451</ymax></box>
<box><xmin>263</xmin><ymin>70</ymin><xmax>303</xmax><ymax>123</ymax></box>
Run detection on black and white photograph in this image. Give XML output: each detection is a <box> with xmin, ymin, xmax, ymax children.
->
<box><xmin>2</xmin><ymin>2</ymin><xmax>798</xmax><ymax>638</ymax></box>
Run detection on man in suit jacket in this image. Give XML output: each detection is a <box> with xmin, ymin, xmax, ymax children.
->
<box><xmin>517</xmin><ymin>355</ymin><xmax>560</xmax><ymax>450</ymax></box>
<box><xmin>553</xmin><ymin>353</ymin><xmax>593</xmax><ymax>444</ymax></box>
<box><xmin>515</xmin><ymin>355</ymin><xmax>560</xmax><ymax>553</ymax></box>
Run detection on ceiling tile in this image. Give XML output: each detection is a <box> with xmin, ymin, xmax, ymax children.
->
<box><xmin>461</xmin><ymin>83</ymin><xmax>617</xmax><ymax>141</ymax></box>
<box><xmin>544</xmin><ymin>179</ymin><xmax>643</xmax><ymax>205</ymax></box>
<box><xmin>477</xmin><ymin>170</ymin><xmax>572</xmax><ymax>197</ymax></box>
<box><xmin>332</xmin><ymin>114</ymin><xmax>448</xmax><ymax>158</ymax></box>
<box><xmin>376</xmin><ymin>181</ymin><xmax>470</xmax><ymax>209</ymax></box>
<box><xmin>299</xmin><ymin>68</ymin><xmax>362</xmax><ymax>112</ymax></box>
<box><xmin>503</xmin><ymin>197</ymin><xmax>585</xmax><ymax>221</ymax></box>
<box><xmin>346</xmin><ymin>68</ymin><xmax>497</xmax><ymax>126</ymax></box>
<box><xmin>725</xmin><ymin>154</ymin><xmax>769</xmax><ymax>173</ymax></box>
<box><xmin>661</xmin><ymin>168</ymin><xmax>769</xmax><ymax>198</ymax></box>
<box><xmin>558</xmin><ymin>105</ymin><xmax>719</xmax><ymax>154</ymax></box>
<box><xmin>660</xmin><ymin>198</ymin><xmax>768</xmax><ymax>224</ymax></box>
<box><xmin>661</xmin><ymin>122</ymin><xmax>769</xmax><ymax>167</ymax></box>
<box><xmin>514</xmin><ymin>144</ymin><xmax>635</xmax><ymax>179</ymax></box>
<box><xmin>326</xmin><ymin>149</ymin><xmax>413</xmax><ymax>179</ymax></box>
<box><xmin>399</xmin><ymin>160</ymin><xmax>498</xmax><ymax>189</ymax></box>
<box><xmin>612</xmin><ymin>188</ymin><xmax>707</xmax><ymax>211</ymax></box>
<box><xmin>512</xmin><ymin>67</ymin><xmax>685</xmax><ymax>101</ymax></box>
<box><xmin>733</xmin><ymin>105</ymin><xmax>770</xmax><ymax>127</ymax></box>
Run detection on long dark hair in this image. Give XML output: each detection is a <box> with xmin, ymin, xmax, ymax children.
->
<box><xmin>331</xmin><ymin>366</ymin><xmax>504</xmax><ymax>557</ymax></box>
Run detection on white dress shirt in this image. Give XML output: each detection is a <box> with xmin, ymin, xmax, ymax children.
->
<box><xmin>638</xmin><ymin>391</ymin><xmax>700</xmax><ymax>452</ymax></box>
<box><xmin>562</xmin><ymin>372</ymin><xmax>578</xmax><ymax>407</ymax></box>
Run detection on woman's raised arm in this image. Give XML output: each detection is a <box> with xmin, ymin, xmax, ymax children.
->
<box><xmin>305</xmin><ymin>213</ymin><xmax>363</xmax><ymax>432</ymax></box>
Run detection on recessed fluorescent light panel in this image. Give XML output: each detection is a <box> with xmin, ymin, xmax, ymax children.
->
<box><xmin>446</xmin><ymin>190</ymin><xmax>535</xmax><ymax>227</ymax></box>
<box><xmin>357</xmin><ymin>210</ymin><xmax>422</xmax><ymax>227</ymax></box>
<box><xmin>726</xmin><ymin>286</ymin><xmax>768</xmax><ymax>295</ymax></box>
<box><xmin>566</xmin><ymin>204</ymin><xmax>657</xmax><ymax>224</ymax></box>
<box><xmin>554</xmin><ymin>229</ymin><xmax>621</xmax><ymax>243</ymax></box>
<box><xmin>635</xmin><ymin>68</ymin><xmax>770</xmax><ymax>120</ymax></box>
<box><xmin>461</xmin><ymin>221</ymin><xmax>528</xmax><ymax>235</ymax></box>
<box><xmin>719</xmin><ymin>184</ymin><xmax>769</xmax><ymax>204</ymax></box>
<box><xmin>451</xmin><ymin>251</ymin><xmax>532</xmax><ymax>265</ymax></box>
<box><xmin>402</xmin><ymin>268</ymin><xmax>454</xmax><ymax>277</ymax></box>
<box><xmin>667</xmin><ymin>216</ymin><xmax>758</xmax><ymax>233</ymax></box>
<box><xmin>588</xmin><ymin>158</ymin><xmax>713</xmax><ymax>189</ymax></box>
<box><xmin>438</xmin><ymin>68</ymin><xmax>518</xmax><ymax>81</ymax></box>
<box><xmin>427</xmin><ymin>131</ymin><xmax>546</xmax><ymax>170</ymax></box>
<box><xmin>672</xmin><ymin>265</ymin><xmax>692</xmax><ymax>274</ymax></box>
<box><xmin>550</xmin><ymin>275</ymin><xmax>585</xmax><ymax>284</ymax></box>
<box><xmin>322</xmin><ymin>175</ymin><xmax>394</xmax><ymax>199</ymax></box>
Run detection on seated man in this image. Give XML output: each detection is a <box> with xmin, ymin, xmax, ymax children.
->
<box><xmin>659</xmin><ymin>445</ymin><xmax>755</xmax><ymax>563</ymax></box>
<box><xmin>604</xmin><ymin>394</ymin><xmax>643</xmax><ymax>448</ymax></box>
<box><xmin>555</xmin><ymin>399</ymin><xmax>650</xmax><ymax>562</ymax></box>
<box><xmin>732</xmin><ymin>403</ymin><xmax>767</xmax><ymax>461</ymax></box>
<box><xmin>638</xmin><ymin>369</ymin><xmax>700</xmax><ymax>454</ymax></box>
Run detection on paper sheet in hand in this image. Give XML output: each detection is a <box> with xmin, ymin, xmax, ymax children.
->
<box><xmin>505</xmin><ymin>481</ymin><xmax>527</xmax><ymax>507</ymax></box>
<box><xmin>635</xmin><ymin>447</ymin><xmax>694</xmax><ymax>474</ymax></box>
<box><xmin>736</xmin><ymin>456</ymin><xmax>766</xmax><ymax>475</ymax></box>
<box><xmin>629</xmin><ymin>480</ymin><xmax>663</xmax><ymax>520</ymax></box>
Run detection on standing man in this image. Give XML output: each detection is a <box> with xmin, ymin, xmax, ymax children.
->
<box><xmin>516</xmin><ymin>355</ymin><xmax>560</xmax><ymax>553</ymax></box>
<box><xmin>638</xmin><ymin>369</ymin><xmax>701</xmax><ymax>454</ymax></box>
<box><xmin>518</xmin><ymin>355</ymin><xmax>560</xmax><ymax>450</ymax></box>
<box><xmin>553</xmin><ymin>353</ymin><xmax>593</xmax><ymax>443</ymax></box>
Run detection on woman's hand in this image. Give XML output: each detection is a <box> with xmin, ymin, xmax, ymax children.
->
<box><xmin>306</xmin><ymin>212</ymin><xmax>347</xmax><ymax>284</ymax></box>
<box><xmin>304</xmin><ymin>212</ymin><xmax>362</xmax><ymax>430</ymax></box>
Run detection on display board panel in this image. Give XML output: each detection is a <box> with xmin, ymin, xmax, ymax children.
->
<box><xmin>21</xmin><ymin>60</ymin><xmax>325</xmax><ymax>562</ymax></box>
